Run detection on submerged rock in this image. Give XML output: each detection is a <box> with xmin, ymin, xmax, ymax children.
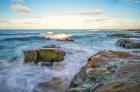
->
<box><xmin>38</xmin><ymin>77</ymin><xmax>63</xmax><ymax>89</ymax></box>
<box><xmin>108</xmin><ymin>34</ymin><xmax>140</xmax><ymax>38</ymax></box>
<box><xmin>125</xmin><ymin>29</ymin><xmax>140</xmax><ymax>33</ymax></box>
<box><xmin>43</xmin><ymin>44</ymin><xmax>61</xmax><ymax>48</ymax></box>
<box><xmin>116</xmin><ymin>39</ymin><xmax>140</xmax><ymax>49</ymax></box>
<box><xmin>67</xmin><ymin>50</ymin><xmax>140</xmax><ymax>92</ymax></box>
<box><xmin>34</xmin><ymin>77</ymin><xmax>69</xmax><ymax>92</ymax></box>
<box><xmin>108</xmin><ymin>34</ymin><xmax>130</xmax><ymax>38</ymax></box>
<box><xmin>23</xmin><ymin>48</ymin><xmax>65</xmax><ymax>66</ymax></box>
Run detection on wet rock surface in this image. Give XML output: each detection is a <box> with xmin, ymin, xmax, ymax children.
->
<box><xmin>24</xmin><ymin>47</ymin><xmax>65</xmax><ymax>66</ymax></box>
<box><xmin>94</xmin><ymin>63</ymin><xmax>140</xmax><ymax>92</ymax></box>
<box><xmin>108</xmin><ymin>34</ymin><xmax>133</xmax><ymax>38</ymax></box>
<box><xmin>67</xmin><ymin>50</ymin><xmax>140</xmax><ymax>92</ymax></box>
<box><xmin>43</xmin><ymin>44</ymin><xmax>61</xmax><ymax>48</ymax></box>
<box><xmin>116</xmin><ymin>39</ymin><xmax>140</xmax><ymax>49</ymax></box>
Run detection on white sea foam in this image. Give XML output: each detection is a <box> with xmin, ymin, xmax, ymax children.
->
<box><xmin>40</xmin><ymin>32</ymin><xmax>73</xmax><ymax>41</ymax></box>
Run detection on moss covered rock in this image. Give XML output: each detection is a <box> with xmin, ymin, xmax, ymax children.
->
<box><xmin>39</xmin><ymin>48</ymin><xmax>65</xmax><ymax>62</ymax></box>
<box><xmin>23</xmin><ymin>48</ymin><xmax>65</xmax><ymax>66</ymax></box>
<box><xmin>24</xmin><ymin>50</ymin><xmax>38</xmax><ymax>64</ymax></box>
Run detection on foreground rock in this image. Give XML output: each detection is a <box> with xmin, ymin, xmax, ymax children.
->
<box><xmin>67</xmin><ymin>50</ymin><xmax>140</xmax><ymax>92</ymax></box>
<box><xmin>33</xmin><ymin>77</ymin><xmax>69</xmax><ymax>92</ymax></box>
<box><xmin>38</xmin><ymin>77</ymin><xmax>63</xmax><ymax>89</ymax></box>
<box><xmin>93</xmin><ymin>62</ymin><xmax>140</xmax><ymax>92</ymax></box>
<box><xmin>24</xmin><ymin>48</ymin><xmax>65</xmax><ymax>66</ymax></box>
<box><xmin>116</xmin><ymin>39</ymin><xmax>140</xmax><ymax>49</ymax></box>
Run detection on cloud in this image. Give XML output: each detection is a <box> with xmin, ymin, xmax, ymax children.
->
<box><xmin>47</xmin><ymin>11</ymin><xmax>77</xmax><ymax>16</ymax></box>
<box><xmin>10</xmin><ymin>0</ymin><xmax>31</xmax><ymax>16</ymax></box>
<box><xmin>23</xmin><ymin>22</ymin><xmax>40</xmax><ymax>25</ymax></box>
<box><xmin>0</xmin><ymin>19</ymin><xmax>11</xmax><ymax>23</ymax></box>
<box><xmin>10</xmin><ymin>4</ymin><xmax>30</xmax><ymax>12</ymax></box>
<box><xmin>80</xmin><ymin>9</ymin><xmax>104</xmax><ymax>15</ymax></box>
<box><xmin>83</xmin><ymin>18</ymin><xmax>109</xmax><ymax>23</ymax></box>
<box><xmin>95</xmin><ymin>18</ymin><xmax>109</xmax><ymax>22</ymax></box>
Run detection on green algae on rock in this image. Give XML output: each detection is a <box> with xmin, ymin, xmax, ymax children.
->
<box><xmin>39</xmin><ymin>48</ymin><xmax>65</xmax><ymax>62</ymax></box>
<box><xmin>24</xmin><ymin>50</ymin><xmax>38</xmax><ymax>64</ymax></box>
<box><xmin>23</xmin><ymin>48</ymin><xmax>65</xmax><ymax>66</ymax></box>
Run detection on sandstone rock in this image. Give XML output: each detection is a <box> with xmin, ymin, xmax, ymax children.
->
<box><xmin>67</xmin><ymin>87</ymin><xmax>90</xmax><ymax>92</ymax></box>
<box><xmin>116</xmin><ymin>39</ymin><xmax>140</xmax><ymax>49</ymax></box>
<box><xmin>114</xmin><ymin>63</ymin><xmax>140</xmax><ymax>80</ymax></box>
<box><xmin>93</xmin><ymin>63</ymin><xmax>140</xmax><ymax>92</ymax></box>
<box><xmin>68</xmin><ymin>50</ymin><xmax>140</xmax><ymax>92</ymax></box>
<box><xmin>88</xmin><ymin>50</ymin><xmax>139</xmax><ymax>67</ymax></box>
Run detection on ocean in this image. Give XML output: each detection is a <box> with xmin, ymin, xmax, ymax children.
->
<box><xmin>0</xmin><ymin>29</ymin><xmax>139</xmax><ymax>92</ymax></box>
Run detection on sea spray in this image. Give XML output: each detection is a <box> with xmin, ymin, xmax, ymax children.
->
<box><xmin>40</xmin><ymin>32</ymin><xmax>73</xmax><ymax>41</ymax></box>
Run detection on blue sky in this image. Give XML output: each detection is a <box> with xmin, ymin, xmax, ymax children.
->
<box><xmin>0</xmin><ymin>0</ymin><xmax>140</xmax><ymax>29</ymax></box>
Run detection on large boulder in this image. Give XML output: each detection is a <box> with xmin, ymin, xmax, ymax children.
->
<box><xmin>24</xmin><ymin>48</ymin><xmax>65</xmax><ymax>66</ymax></box>
<box><xmin>39</xmin><ymin>48</ymin><xmax>65</xmax><ymax>62</ymax></box>
<box><xmin>116</xmin><ymin>39</ymin><xmax>140</xmax><ymax>49</ymax></box>
<box><xmin>67</xmin><ymin>50</ymin><xmax>140</xmax><ymax>92</ymax></box>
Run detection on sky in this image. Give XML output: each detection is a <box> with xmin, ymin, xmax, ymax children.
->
<box><xmin>0</xmin><ymin>0</ymin><xmax>140</xmax><ymax>29</ymax></box>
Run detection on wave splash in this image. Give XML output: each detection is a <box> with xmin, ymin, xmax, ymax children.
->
<box><xmin>40</xmin><ymin>32</ymin><xmax>73</xmax><ymax>41</ymax></box>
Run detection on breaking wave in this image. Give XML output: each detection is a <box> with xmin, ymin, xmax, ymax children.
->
<box><xmin>39</xmin><ymin>32</ymin><xmax>73</xmax><ymax>41</ymax></box>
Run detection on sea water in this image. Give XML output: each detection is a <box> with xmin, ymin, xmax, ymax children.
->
<box><xmin>0</xmin><ymin>29</ymin><xmax>139</xmax><ymax>92</ymax></box>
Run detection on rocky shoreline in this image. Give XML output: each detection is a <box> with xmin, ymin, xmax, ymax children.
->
<box><xmin>22</xmin><ymin>31</ymin><xmax>140</xmax><ymax>92</ymax></box>
<box><xmin>66</xmin><ymin>31</ymin><xmax>140</xmax><ymax>92</ymax></box>
<box><xmin>67</xmin><ymin>50</ymin><xmax>140</xmax><ymax>92</ymax></box>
